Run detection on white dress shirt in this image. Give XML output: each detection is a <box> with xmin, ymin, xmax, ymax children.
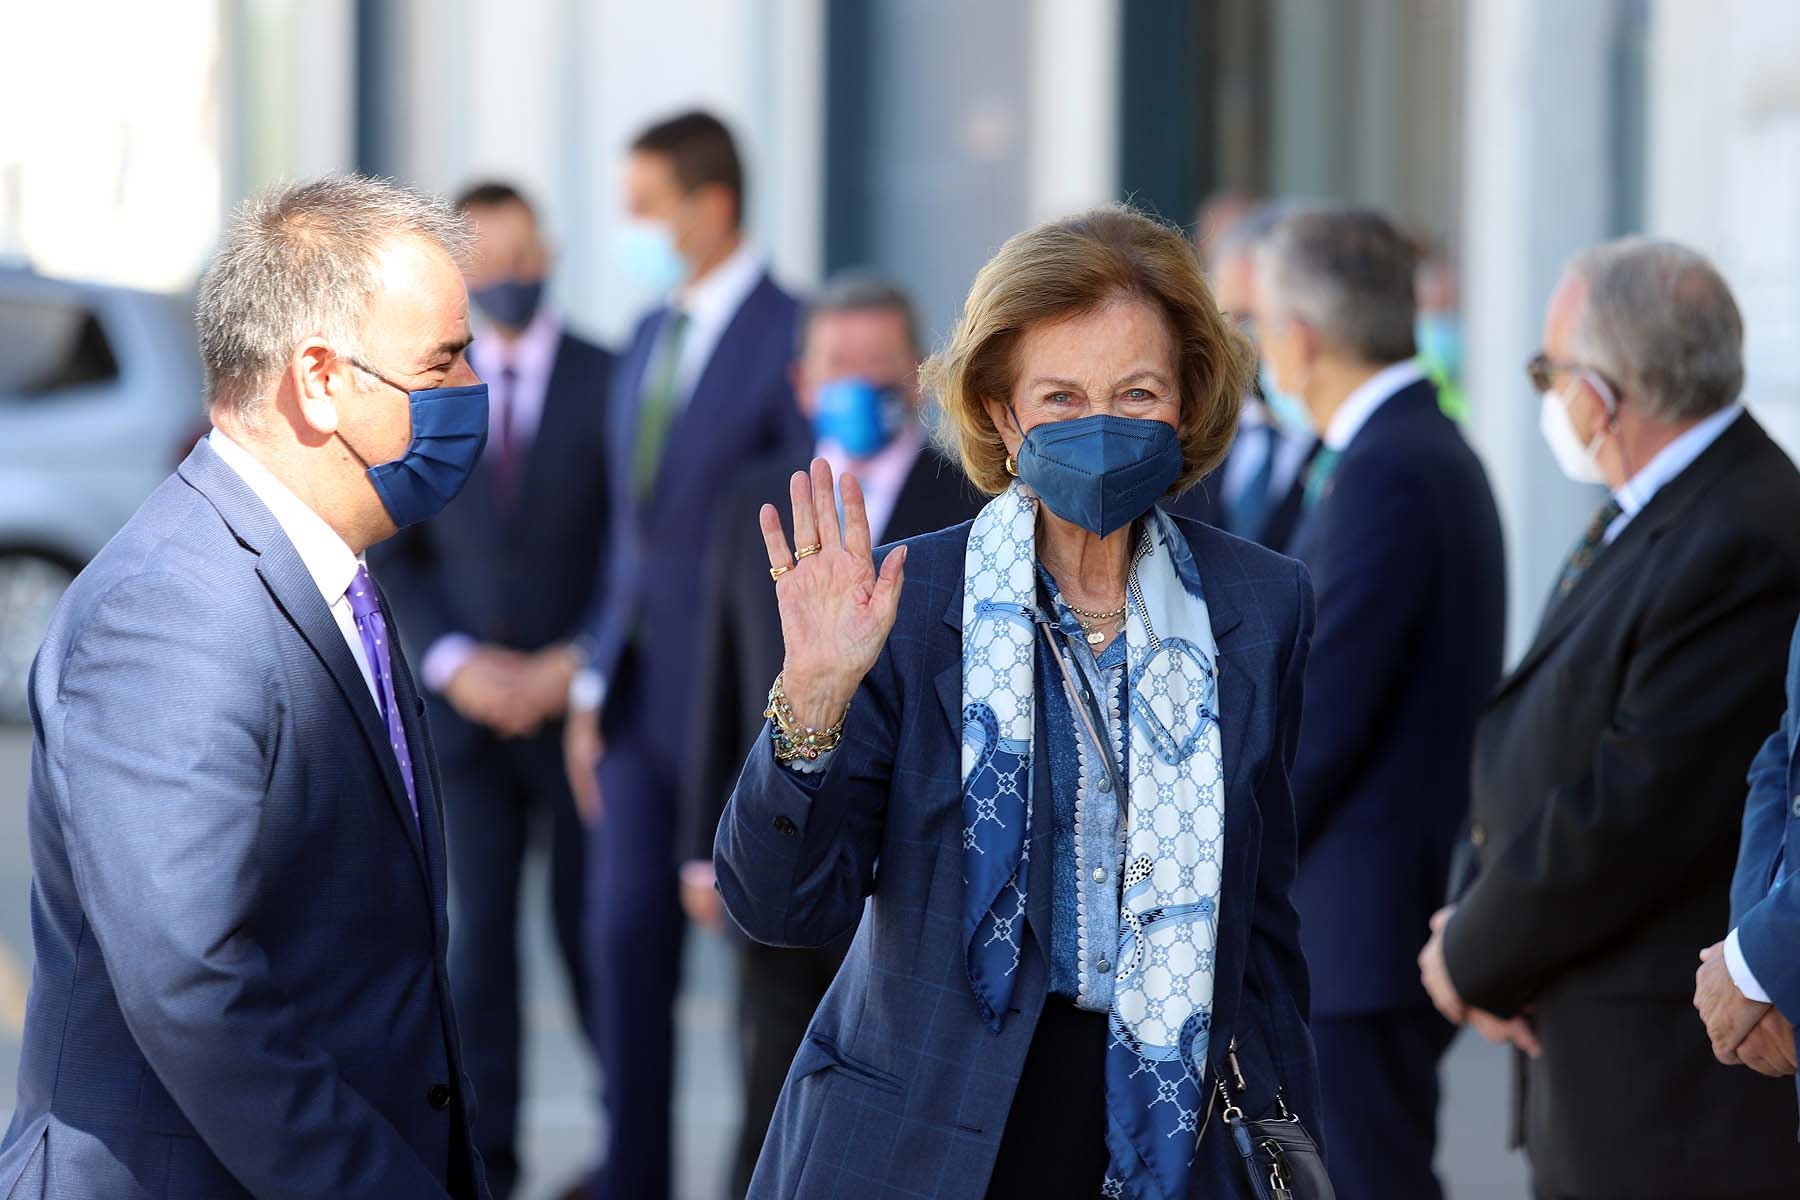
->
<box><xmin>667</xmin><ymin>240</ymin><xmax>766</xmax><ymax>407</ymax></box>
<box><xmin>1322</xmin><ymin>359</ymin><xmax>1430</xmax><ymax>452</ymax></box>
<box><xmin>208</xmin><ymin>429</ymin><xmax>379</xmax><ymax>704</ymax></box>
<box><xmin>1603</xmin><ymin>403</ymin><xmax>1743</xmax><ymax>545</ymax></box>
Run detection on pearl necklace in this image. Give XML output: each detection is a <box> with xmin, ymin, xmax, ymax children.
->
<box><xmin>1066</xmin><ymin>599</ymin><xmax>1127</xmax><ymax>645</ymax></box>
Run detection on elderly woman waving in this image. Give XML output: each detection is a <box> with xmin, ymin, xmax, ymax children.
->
<box><xmin>717</xmin><ymin>207</ymin><xmax>1328</xmax><ymax>1200</ymax></box>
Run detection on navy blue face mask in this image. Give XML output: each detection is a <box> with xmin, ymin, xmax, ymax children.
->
<box><xmin>344</xmin><ymin>361</ymin><xmax>489</xmax><ymax>528</ymax></box>
<box><xmin>469</xmin><ymin>277</ymin><xmax>545</xmax><ymax>331</ymax></box>
<box><xmin>1011</xmin><ymin>409</ymin><xmax>1182</xmax><ymax>538</ymax></box>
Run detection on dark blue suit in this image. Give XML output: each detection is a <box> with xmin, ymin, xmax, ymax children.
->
<box><xmin>0</xmin><ymin>439</ymin><xmax>485</xmax><ymax>1199</ymax></box>
<box><xmin>1734</xmin><ymin>614</ymin><xmax>1800</xmax><ymax>1134</ymax></box>
<box><xmin>1285</xmin><ymin>376</ymin><xmax>1506</xmax><ymax>1200</ymax></box>
<box><xmin>371</xmin><ymin>330</ymin><xmax>612</xmax><ymax>1198</ymax></box>
<box><xmin>715</xmin><ymin>515</ymin><xmax>1322</xmax><ymax>1198</ymax></box>
<box><xmin>582</xmin><ymin>272</ymin><xmax>808</xmax><ymax>1198</ymax></box>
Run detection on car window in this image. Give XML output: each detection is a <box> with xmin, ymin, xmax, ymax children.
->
<box><xmin>0</xmin><ymin>296</ymin><xmax>120</xmax><ymax>397</ymax></box>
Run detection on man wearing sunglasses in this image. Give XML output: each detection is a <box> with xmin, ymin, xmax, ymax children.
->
<box><xmin>1420</xmin><ymin>238</ymin><xmax>1800</xmax><ymax>1199</ymax></box>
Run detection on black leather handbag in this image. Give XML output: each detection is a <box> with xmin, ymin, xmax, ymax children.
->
<box><xmin>1210</xmin><ymin>1036</ymin><xmax>1336</xmax><ymax>1200</ymax></box>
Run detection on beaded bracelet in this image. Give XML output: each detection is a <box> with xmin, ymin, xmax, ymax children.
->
<box><xmin>765</xmin><ymin>670</ymin><xmax>850</xmax><ymax>763</ymax></box>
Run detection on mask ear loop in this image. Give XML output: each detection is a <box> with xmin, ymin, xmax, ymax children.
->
<box><xmin>1582</xmin><ymin>370</ymin><xmax>1630</xmax><ymax>481</ymax></box>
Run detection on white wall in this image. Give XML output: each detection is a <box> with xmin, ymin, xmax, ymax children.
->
<box><xmin>1646</xmin><ymin>0</ymin><xmax>1800</xmax><ymax>458</ymax></box>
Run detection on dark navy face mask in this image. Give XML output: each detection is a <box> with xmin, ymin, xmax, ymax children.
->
<box><xmin>469</xmin><ymin>277</ymin><xmax>545</xmax><ymax>331</ymax></box>
<box><xmin>1011</xmin><ymin>409</ymin><xmax>1182</xmax><ymax>538</ymax></box>
<box><xmin>344</xmin><ymin>361</ymin><xmax>489</xmax><ymax>528</ymax></box>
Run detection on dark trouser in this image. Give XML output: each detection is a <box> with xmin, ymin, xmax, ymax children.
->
<box><xmin>444</xmin><ymin>727</ymin><xmax>591</xmax><ymax>1200</ymax></box>
<box><xmin>585</xmin><ymin>686</ymin><xmax>685</xmax><ymax>1200</ymax></box>
<box><xmin>1311</xmin><ymin>1008</ymin><xmax>1457</xmax><ymax>1200</ymax></box>
<box><xmin>731</xmin><ymin>933</ymin><xmax>853</xmax><ymax>1197</ymax></box>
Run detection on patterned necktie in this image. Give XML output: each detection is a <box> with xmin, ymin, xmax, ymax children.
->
<box><xmin>1302</xmin><ymin>445</ymin><xmax>1342</xmax><ymax>510</ymax></box>
<box><xmin>1553</xmin><ymin>497</ymin><xmax>1624</xmax><ymax>601</ymax></box>
<box><xmin>345</xmin><ymin>565</ymin><xmax>418</xmax><ymax>823</ymax></box>
<box><xmin>631</xmin><ymin>308</ymin><xmax>691</xmax><ymax>501</ymax></box>
<box><xmin>1227</xmin><ymin>423</ymin><xmax>1278</xmax><ymax>539</ymax></box>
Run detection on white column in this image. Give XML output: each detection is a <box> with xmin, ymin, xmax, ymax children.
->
<box><xmin>1026</xmin><ymin>0</ymin><xmax>1119</xmax><ymax>222</ymax></box>
<box><xmin>1460</xmin><ymin>0</ymin><xmax>1618</xmax><ymax>657</ymax></box>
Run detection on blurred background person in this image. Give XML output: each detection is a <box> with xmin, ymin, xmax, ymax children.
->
<box><xmin>679</xmin><ymin>271</ymin><xmax>980</xmax><ymax>1198</ymax></box>
<box><xmin>1701</xmin><ymin>613</ymin><xmax>1800</xmax><ymax>1087</ymax></box>
<box><xmin>370</xmin><ymin>179</ymin><xmax>612</xmax><ymax>1200</ymax></box>
<box><xmin>562</xmin><ymin>110</ymin><xmax>809</xmax><ymax>1200</ymax></box>
<box><xmin>1254</xmin><ymin>205</ymin><xmax>1506</xmax><ymax>1200</ymax></box>
<box><xmin>1421</xmin><ymin>237</ymin><xmax>1800</xmax><ymax>1200</ymax></box>
<box><xmin>1167</xmin><ymin>200</ymin><xmax>1315</xmax><ymax>551</ymax></box>
<box><xmin>1414</xmin><ymin>245</ymin><xmax>1468</xmax><ymax>422</ymax></box>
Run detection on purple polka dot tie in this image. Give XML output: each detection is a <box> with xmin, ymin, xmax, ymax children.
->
<box><xmin>345</xmin><ymin>565</ymin><xmax>418</xmax><ymax>824</ymax></box>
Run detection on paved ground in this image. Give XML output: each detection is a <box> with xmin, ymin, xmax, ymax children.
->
<box><xmin>0</xmin><ymin>724</ymin><xmax>1529</xmax><ymax>1197</ymax></box>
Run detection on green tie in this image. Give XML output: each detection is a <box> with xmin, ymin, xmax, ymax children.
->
<box><xmin>1302</xmin><ymin>446</ymin><xmax>1342</xmax><ymax>509</ymax></box>
<box><xmin>1552</xmin><ymin>497</ymin><xmax>1624</xmax><ymax>603</ymax></box>
<box><xmin>632</xmin><ymin>309</ymin><xmax>690</xmax><ymax>500</ymax></box>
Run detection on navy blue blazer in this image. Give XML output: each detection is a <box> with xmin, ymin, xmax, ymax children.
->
<box><xmin>372</xmin><ymin>330</ymin><xmax>613</xmax><ymax>762</ymax></box>
<box><xmin>0</xmin><ymin>440</ymin><xmax>485</xmax><ymax>1200</ymax></box>
<box><xmin>585</xmin><ymin>274</ymin><xmax>809</xmax><ymax>728</ymax></box>
<box><xmin>1733</xmin><ymin>613</ymin><xmax>1800</xmax><ymax>1124</ymax></box>
<box><xmin>715</xmin><ymin>515</ymin><xmax>1322</xmax><ymax>1198</ymax></box>
<box><xmin>1286</xmin><ymin>378</ymin><xmax>1505</xmax><ymax>1015</ymax></box>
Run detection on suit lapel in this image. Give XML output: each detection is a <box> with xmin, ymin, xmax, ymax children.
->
<box><xmin>645</xmin><ymin>279</ymin><xmax>771</xmax><ymax>515</ymax></box>
<box><xmin>179</xmin><ymin>440</ymin><xmax>431</xmax><ymax>889</ymax></box>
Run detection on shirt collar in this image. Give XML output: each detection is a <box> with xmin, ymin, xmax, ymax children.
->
<box><xmin>675</xmin><ymin>239</ymin><xmax>764</xmax><ymax>328</ymax></box>
<box><xmin>207</xmin><ymin>428</ymin><xmax>364</xmax><ymax>605</ymax></box>
<box><xmin>1613</xmin><ymin>403</ymin><xmax>1743</xmax><ymax>521</ymax></box>
<box><xmin>470</xmin><ymin>304</ymin><xmax>561</xmax><ymax>381</ymax></box>
<box><xmin>1322</xmin><ymin>359</ymin><xmax>1429</xmax><ymax>451</ymax></box>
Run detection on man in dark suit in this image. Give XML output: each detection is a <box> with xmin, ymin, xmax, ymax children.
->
<box><xmin>1169</xmin><ymin>199</ymin><xmax>1315</xmax><ymax>551</ymax></box>
<box><xmin>0</xmin><ymin>176</ymin><xmax>489</xmax><ymax>1197</ymax></box>
<box><xmin>679</xmin><ymin>273</ymin><xmax>981</xmax><ymax>1196</ymax></box>
<box><xmin>370</xmin><ymin>180</ymin><xmax>610</xmax><ymax>1200</ymax></box>
<box><xmin>1253</xmin><ymin>207</ymin><xmax>1507</xmax><ymax>1200</ymax></box>
<box><xmin>562</xmin><ymin>111</ymin><xmax>810</xmax><ymax>1199</ymax></box>
<box><xmin>1420</xmin><ymin>238</ymin><xmax>1800</xmax><ymax>1198</ymax></box>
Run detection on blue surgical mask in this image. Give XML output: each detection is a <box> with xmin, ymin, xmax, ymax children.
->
<box><xmin>614</xmin><ymin>219</ymin><xmax>686</xmax><ymax>293</ymax></box>
<box><xmin>1258</xmin><ymin>364</ymin><xmax>1315</xmax><ymax>438</ymax></box>
<box><xmin>470</xmin><ymin>277</ymin><xmax>545</xmax><ymax>331</ymax></box>
<box><xmin>1415</xmin><ymin>313</ymin><xmax>1463</xmax><ymax>381</ymax></box>
<box><xmin>813</xmin><ymin>377</ymin><xmax>905</xmax><ymax>458</ymax></box>
<box><xmin>345</xmin><ymin>362</ymin><xmax>490</xmax><ymax>527</ymax></box>
<box><xmin>1011</xmin><ymin>411</ymin><xmax>1182</xmax><ymax>538</ymax></box>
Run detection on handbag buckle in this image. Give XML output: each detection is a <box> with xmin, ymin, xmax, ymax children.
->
<box><xmin>1262</xmin><ymin>1138</ymin><xmax>1294</xmax><ymax>1199</ymax></box>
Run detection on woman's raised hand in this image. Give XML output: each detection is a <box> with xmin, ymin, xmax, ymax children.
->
<box><xmin>760</xmin><ymin>458</ymin><xmax>908</xmax><ymax>728</ymax></box>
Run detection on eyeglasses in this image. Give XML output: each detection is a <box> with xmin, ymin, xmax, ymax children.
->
<box><xmin>1526</xmin><ymin>351</ymin><xmax>1624</xmax><ymax>404</ymax></box>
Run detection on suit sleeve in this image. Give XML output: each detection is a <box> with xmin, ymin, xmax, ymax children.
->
<box><xmin>1289</xmin><ymin>462</ymin><xmax>1428</xmax><ymax>849</ymax></box>
<box><xmin>714</xmin><ymin>557</ymin><xmax>901</xmax><ymax>949</ymax></box>
<box><xmin>1247</xmin><ymin>562</ymin><xmax>1324</xmax><ymax>1137</ymax></box>
<box><xmin>49</xmin><ymin>573</ymin><xmax>450</xmax><ymax>1199</ymax></box>
<box><xmin>1444</xmin><ymin>535</ymin><xmax>1800</xmax><ymax>1017</ymax></box>
<box><xmin>1733</xmin><ymin>618</ymin><xmax>1800</xmax><ymax>1016</ymax></box>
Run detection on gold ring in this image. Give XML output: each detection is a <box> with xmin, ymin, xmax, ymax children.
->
<box><xmin>769</xmin><ymin>564</ymin><xmax>793</xmax><ymax>581</ymax></box>
<box><xmin>795</xmin><ymin>543</ymin><xmax>823</xmax><ymax>560</ymax></box>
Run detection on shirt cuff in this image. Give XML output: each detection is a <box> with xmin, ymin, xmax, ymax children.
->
<box><xmin>1726</xmin><ymin>927</ymin><xmax>1772</xmax><ymax>1004</ymax></box>
<box><xmin>421</xmin><ymin>634</ymin><xmax>479</xmax><ymax>694</ymax></box>
<box><xmin>569</xmin><ymin>667</ymin><xmax>605</xmax><ymax>713</ymax></box>
<box><xmin>781</xmin><ymin>745</ymin><xmax>837</xmax><ymax>775</ymax></box>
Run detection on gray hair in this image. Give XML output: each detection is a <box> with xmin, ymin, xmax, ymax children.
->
<box><xmin>196</xmin><ymin>174</ymin><xmax>473</xmax><ymax>420</ymax></box>
<box><xmin>1566</xmin><ymin>237</ymin><xmax>1743</xmax><ymax>422</ymax></box>
<box><xmin>1256</xmin><ymin>206</ymin><xmax>1418</xmax><ymax>364</ymax></box>
<box><xmin>799</xmin><ymin>270</ymin><xmax>922</xmax><ymax>357</ymax></box>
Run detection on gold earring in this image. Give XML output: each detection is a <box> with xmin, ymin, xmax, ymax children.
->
<box><xmin>1005</xmin><ymin>452</ymin><xmax>1018</xmax><ymax>477</ymax></box>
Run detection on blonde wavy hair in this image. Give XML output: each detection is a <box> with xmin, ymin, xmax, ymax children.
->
<box><xmin>922</xmin><ymin>205</ymin><xmax>1252</xmax><ymax>497</ymax></box>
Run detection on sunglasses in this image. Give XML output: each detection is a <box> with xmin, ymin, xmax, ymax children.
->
<box><xmin>1526</xmin><ymin>352</ymin><xmax>1623</xmax><ymax>405</ymax></box>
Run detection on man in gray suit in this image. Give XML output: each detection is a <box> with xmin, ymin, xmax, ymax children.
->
<box><xmin>0</xmin><ymin>176</ymin><xmax>493</xmax><ymax>1199</ymax></box>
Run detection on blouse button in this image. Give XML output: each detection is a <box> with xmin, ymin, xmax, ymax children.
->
<box><xmin>1091</xmin><ymin>867</ymin><xmax>1107</xmax><ymax>883</ymax></box>
<box><xmin>1096</xmin><ymin>957</ymin><xmax>1112</xmax><ymax>973</ymax></box>
<box><xmin>1097</xmin><ymin>774</ymin><xmax>1113</xmax><ymax>793</ymax></box>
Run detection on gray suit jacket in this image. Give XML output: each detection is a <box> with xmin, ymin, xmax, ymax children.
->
<box><xmin>0</xmin><ymin>439</ymin><xmax>487</xmax><ymax>1199</ymax></box>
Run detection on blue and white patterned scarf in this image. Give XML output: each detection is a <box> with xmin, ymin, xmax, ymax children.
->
<box><xmin>961</xmin><ymin>483</ymin><xmax>1226</xmax><ymax>1200</ymax></box>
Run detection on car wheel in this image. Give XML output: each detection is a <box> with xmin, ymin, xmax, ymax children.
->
<box><xmin>0</xmin><ymin>552</ymin><xmax>77</xmax><ymax>724</ymax></box>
